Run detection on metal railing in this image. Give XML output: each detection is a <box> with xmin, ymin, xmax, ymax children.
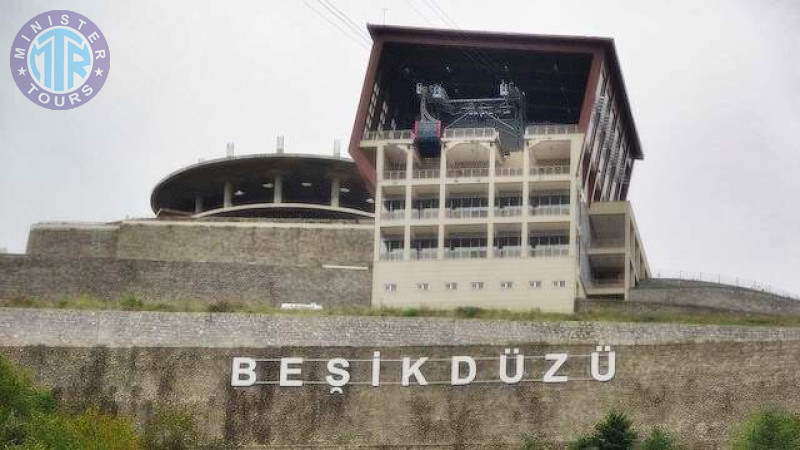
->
<box><xmin>495</xmin><ymin>167</ymin><xmax>523</xmax><ymax>177</ymax></box>
<box><xmin>446</xmin><ymin>167</ymin><xmax>490</xmax><ymax>178</ymax></box>
<box><xmin>531</xmin><ymin>165</ymin><xmax>570</xmax><ymax>176</ymax></box>
<box><xmin>413</xmin><ymin>168</ymin><xmax>440</xmax><ymax>179</ymax></box>
<box><xmin>382</xmin><ymin>170</ymin><xmax>406</xmax><ymax>181</ymax></box>
<box><xmin>411</xmin><ymin>248</ymin><xmax>438</xmax><ymax>260</ymax></box>
<box><xmin>410</xmin><ymin>208</ymin><xmax>439</xmax><ymax>220</ymax></box>
<box><xmin>445</xmin><ymin>247</ymin><xmax>488</xmax><ymax>259</ymax></box>
<box><xmin>525</xmin><ymin>124</ymin><xmax>580</xmax><ymax>136</ymax></box>
<box><xmin>652</xmin><ymin>270</ymin><xmax>800</xmax><ymax>301</ymax></box>
<box><xmin>443</xmin><ymin>127</ymin><xmax>497</xmax><ymax>139</ymax></box>
<box><xmin>380</xmin><ymin>210</ymin><xmax>405</xmax><ymax>221</ymax></box>
<box><xmin>495</xmin><ymin>206</ymin><xmax>523</xmax><ymax>217</ymax></box>
<box><xmin>379</xmin><ymin>250</ymin><xmax>404</xmax><ymax>261</ymax></box>
<box><xmin>530</xmin><ymin>205</ymin><xmax>570</xmax><ymax>216</ymax></box>
<box><xmin>530</xmin><ymin>245</ymin><xmax>569</xmax><ymax>257</ymax></box>
<box><xmin>446</xmin><ymin>207</ymin><xmax>489</xmax><ymax>219</ymax></box>
<box><xmin>495</xmin><ymin>246</ymin><xmax>522</xmax><ymax>258</ymax></box>
<box><xmin>363</xmin><ymin>129</ymin><xmax>413</xmax><ymax>141</ymax></box>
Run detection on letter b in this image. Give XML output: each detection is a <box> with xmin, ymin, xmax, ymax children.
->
<box><xmin>231</xmin><ymin>357</ymin><xmax>257</xmax><ymax>387</ymax></box>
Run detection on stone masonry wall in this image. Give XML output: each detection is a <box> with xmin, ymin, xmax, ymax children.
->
<box><xmin>26</xmin><ymin>224</ymin><xmax>119</xmax><ymax>258</ymax></box>
<box><xmin>0</xmin><ymin>255</ymin><xmax>370</xmax><ymax>307</ymax></box>
<box><xmin>27</xmin><ymin>220</ymin><xmax>374</xmax><ymax>267</ymax></box>
<box><xmin>1</xmin><ymin>309</ymin><xmax>800</xmax><ymax>448</ymax></box>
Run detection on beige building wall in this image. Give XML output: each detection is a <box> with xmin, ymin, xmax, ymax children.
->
<box><xmin>364</xmin><ymin>126</ymin><xmax>588</xmax><ymax>312</ymax></box>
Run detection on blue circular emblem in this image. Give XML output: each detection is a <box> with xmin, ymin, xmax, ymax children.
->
<box><xmin>9</xmin><ymin>10</ymin><xmax>110</xmax><ymax>110</ymax></box>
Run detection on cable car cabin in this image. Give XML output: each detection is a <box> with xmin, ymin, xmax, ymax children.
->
<box><xmin>413</xmin><ymin>119</ymin><xmax>442</xmax><ymax>158</ymax></box>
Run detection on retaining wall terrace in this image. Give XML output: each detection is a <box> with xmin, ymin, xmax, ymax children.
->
<box><xmin>27</xmin><ymin>219</ymin><xmax>374</xmax><ymax>267</ymax></box>
<box><xmin>0</xmin><ymin>255</ymin><xmax>370</xmax><ymax>307</ymax></box>
<box><xmin>627</xmin><ymin>278</ymin><xmax>800</xmax><ymax>316</ymax></box>
<box><xmin>2</xmin><ymin>309</ymin><xmax>800</xmax><ymax>448</ymax></box>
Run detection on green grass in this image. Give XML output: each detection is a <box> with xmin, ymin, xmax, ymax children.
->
<box><xmin>2</xmin><ymin>295</ymin><xmax>800</xmax><ymax>327</ymax></box>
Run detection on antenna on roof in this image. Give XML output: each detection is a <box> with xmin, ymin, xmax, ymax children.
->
<box><xmin>225</xmin><ymin>142</ymin><xmax>235</xmax><ymax>157</ymax></box>
<box><xmin>333</xmin><ymin>139</ymin><xmax>341</xmax><ymax>158</ymax></box>
<box><xmin>276</xmin><ymin>135</ymin><xmax>285</xmax><ymax>154</ymax></box>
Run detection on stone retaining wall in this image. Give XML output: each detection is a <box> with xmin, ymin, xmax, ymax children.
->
<box><xmin>1</xmin><ymin>309</ymin><xmax>799</xmax><ymax>449</ymax></box>
<box><xmin>0</xmin><ymin>255</ymin><xmax>370</xmax><ymax>307</ymax></box>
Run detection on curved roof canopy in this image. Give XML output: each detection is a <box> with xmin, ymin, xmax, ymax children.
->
<box><xmin>151</xmin><ymin>153</ymin><xmax>374</xmax><ymax>219</ymax></box>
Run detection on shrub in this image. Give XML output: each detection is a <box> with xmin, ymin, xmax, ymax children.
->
<box><xmin>455</xmin><ymin>306</ymin><xmax>483</xmax><ymax>318</ymax></box>
<box><xmin>570</xmin><ymin>411</ymin><xmax>637</xmax><ymax>450</ymax></box>
<box><xmin>142</xmin><ymin>405</ymin><xmax>202</xmax><ymax>450</ymax></box>
<box><xmin>641</xmin><ymin>428</ymin><xmax>682</xmax><ymax>450</ymax></box>
<box><xmin>206</xmin><ymin>301</ymin><xmax>235</xmax><ymax>313</ymax></box>
<box><xmin>0</xmin><ymin>355</ymin><xmax>139</xmax><ymax>449</ymax></box>
<box><xmin>119</xmin><ymin>294</ymin><xmax>144</xmax><ymax>311</ymax></box>
<box><xmin>401</xmin><ymin>307</ymin><xmax>419</xmax><ymax>317</ymax></box>
<box><xmin>520</xmin><ymin>433</ymin><xmax>545</xmax><ymax>450</ymax></box>
<box><xmin>731</xmin><ymin>409</ymin><xmax>800</xmax><ymax>450</ymax></box>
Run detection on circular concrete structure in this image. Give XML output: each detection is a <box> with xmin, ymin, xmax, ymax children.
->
<box><xmin>151</xmin><ymin>153</ymin><xmax>374</xmax><ymax>219</ymax></box>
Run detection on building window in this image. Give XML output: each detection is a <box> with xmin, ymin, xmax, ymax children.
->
<box><xmin>553</xmin><ymin>280</ymin><xmax>566</xmax><ymax>288</ymax></box>
<box><xmin>384</xmin><ymin>283</ymin><xmax>397</xmax><ymax>292</ymax></box>
<box><xmin>500</xmin><ymin>281</ymin><xmax>514</xmax><ymax>289</ymax></box>
<box><xmin>529</xmin><ymin>280</ymin><xmax>542</xmax><ymax>288</ymax></box>
<box><xmin>445</xmin><ymin>282</ymin><xmax>458</xmax><ymax>291</ymax></box>
<box><xmin>471</xmin><ymin>281</ymin><xmax>484</xmax><ymax>290</ymax></box>
<box><xmin>417</xmin><ymin>282</ymin><xmax>429</xmax><ymax>291</ymax></box>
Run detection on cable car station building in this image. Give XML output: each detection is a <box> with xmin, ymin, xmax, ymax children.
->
<box><xmin>351</xmin><ymin>26</ymin><xmax>650</xmax><ymax>313</ymax></box>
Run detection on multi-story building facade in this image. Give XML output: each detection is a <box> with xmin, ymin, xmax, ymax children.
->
<box><xmin>351</xmin><ymin>25</ymin><xmax>650</xmax><ymax>312</ymax></box>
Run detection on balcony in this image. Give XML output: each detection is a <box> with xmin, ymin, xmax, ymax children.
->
<box><xmin>495</xmin><ymin>246</ymin><xmax>522</xmax><ymax>258</ymax></box>
<box><xmin>531</xmin><ymin>165</ymin><xmax>570</xmax><ymax>177</ymax></box>
<box><xmin>445</xmin><ymin>247</ymin><xmax>488</xmax><ymax>259</ymax></box>
<box><xmin>410</xmin><ymin>208</ymin><xmax>439</xmax><ymax>220</ymax></box>
<box><xmin>446</xmin><ymin>167</ymin><xmax>490</xmax><ymax>178</ymax></box>
<box><xmin>382</xmin><ymin>170</ymin><xmax>406</xmax><ymax>181</ymax></box>
<box><xmin>363</xmin><ymin>130</ymin><xmax>413</xmax><ymax>141</ymax></box>
<box><xmin>446</xmin><ymin>207</ymin><xmax>489</xmax><ymax>219</ymax></box>
<box><xmin>530</xmin><ymin>245</ymin><xmax>569</xmax><ymax>257</ymax></box>
<box><xmin>530</xmin><ymin>205</ymin><xmax>570</xmax><ymax>216</ymax></box>
<box><xmin>525</xmin><ymin>124</ymin><xmax>579</xmax><ymax>136</ymax></box>
<box><xmin>379</xmin><ymin>250</ymin><xmax>404</xmax><ymax>261</ymax></box>
<box><xmin>495</xmin><ymin>206</ymin><xmax>523</xmax><ymax>217</ymax></box>
<box><xmin>591</xmin><ymin>277</ymin><xmax>625</xmax><ymax>288</ymax></box>
<box><xmin>495</xmin><ymin>167</ymin><xmax>523</xmax><ymax>177</ymax></box>
<box><xmin>381</xmin><ymin>210</ymin><xmax>405</xmax><ymax>221</ymax></box>
<box><xmin>443</xmin><ymin>127</ymin><xmax>497</xmax><ymax>140</ymax></box>
<box><xmin>413</xmin><ymin>169</ymin><xmax>440</xmax><ymax>179</ymax></box>
<box><xmin>591</xmin><ymin>239</ymin><xmax>625</xmax><ymax>249</ymax></box>
<box><xmin>411</xmin><ymin>248</ymin><xmax>438</xmax><ymax>260</ymax></box>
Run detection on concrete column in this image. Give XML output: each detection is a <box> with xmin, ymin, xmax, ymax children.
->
<box><xmin>374</xmin><ymin>145</ymin><xmax>385</xmax><ymax>262</ymax></box>
<box><xmin>403</xmin><ymin>147</ymin><xmax>414</xmax><ymax>261</ymax></box>
<box><xmin>487</xmin><ymin>144</ymin><xmax>496</xmax><ymax>259</ymax></box>
<box><xmin>223</xmin><ymin>182</ymin><xmax>233</xmax><ymax>208</ymax></box>
<box><xmin>273</xmin><ymin>175</ymin><xmax>283</xmax><ymax>204</ymax></box>
<box><xmin>194</xmin><ymin>195</ymin><xmax>203</xmax><ymax>214</ymax></box>
<box><xmin>522</xmin><ymin>146</ymin><xmax>531</xmax><ymax>258</ymax></box>
<box><xmin>437</xmin><ymin>145</ymin><xmax>447</xmax><ymax>260</ymax></box>
<box><xmin>331</xmin><ymin>177</ymin><xmax>340</xmax><ymax>207</ymax></box>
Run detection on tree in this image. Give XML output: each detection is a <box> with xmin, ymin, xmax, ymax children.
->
<box><xmin>732</xmin><ymin>409</ymin><xmax>800</xmax><ymax>450</ymax></box>
<box><xmin>569</xmin><ymin>411</ymin><xmax>638</xmax><ymax>450</ymax></box>
<box><xmin>0</xmin><ymin>355</ymin><xmax>139</xmax><ymax>450</ymax></box>
<box><xmin>641</xmin><ymin>428</ymin><xmax>682</xmax><ymax>450</ymax></box>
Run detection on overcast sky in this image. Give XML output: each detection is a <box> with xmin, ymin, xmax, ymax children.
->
<box><xmin>1</xmin><ymin>0</ymin><xmax>798</xmax><ymax>294</ymax></box>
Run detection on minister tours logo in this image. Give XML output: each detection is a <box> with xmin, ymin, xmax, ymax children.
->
<box><xmin>9</xmin><ymin>10</ymin><xmax>110</xmax><ymax>110</ymax></box>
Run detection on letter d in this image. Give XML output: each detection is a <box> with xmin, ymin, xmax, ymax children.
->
<box><xmin>451</xmin><ymin>356</ymin><xmax>476</xmax><ymax>386</ymax></box>
<box><xmin>231</xmin><ymin>357</ymin><xmax>257</xmax><ymax>387</ymax></box>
